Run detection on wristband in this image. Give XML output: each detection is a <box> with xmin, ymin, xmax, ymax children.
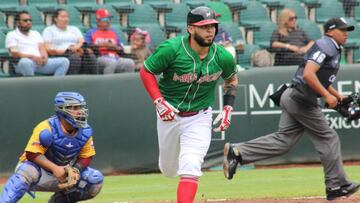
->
<box><xmin>224</xmin><ymin>95</ymin><xmax>235</xmax><ymax>107</ymax></box>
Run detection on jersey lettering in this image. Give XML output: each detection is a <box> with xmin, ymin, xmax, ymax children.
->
<box><xmin>329</xmin><ymin>75</ymin><xmax>336</xmax><ymax>83</ymax></box>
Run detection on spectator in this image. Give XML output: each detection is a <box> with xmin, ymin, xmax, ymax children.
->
<box><xmin>43</xmin><ymin>8</ymin><xmax>98</xmax><ymax>75</ymax></box>
<box><xmin>270</xmin><ymin>9</ymin><xmax>314</xmax><ymax>66</ymax></box>
<box><xmin>214</xmin><ymin>27</ymin><xmax>236</xmax><ymax>60</ymax></box>
<box><xmin>5</xmin><ymin>11</ymin><xmax>69</xmax><ymax>76</ymax></box>
<box><xmin>85</xmin><ymin>9</ymin><xmax>135</xmax><ymax>74</ymax></box>
<box><xmin>129</xmin><ymin>28</ymin><xmax>152</xmax><ymax>71</ymax></box>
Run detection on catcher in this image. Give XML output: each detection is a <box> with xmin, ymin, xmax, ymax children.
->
<box><xmin>0</xmin><ymin>91</ymin><xmax>103</xmax><ymax>203</ymax></box>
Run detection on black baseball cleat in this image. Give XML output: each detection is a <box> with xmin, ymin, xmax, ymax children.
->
<box><xmin>223</xmin><ymin>143</ymin><xmax>241</xmax><ymax>180</ymax></box>
<box><xmin>326</xmin><ymin>182</ymin><xmax>360</xmax><ymax>201</ymax></box>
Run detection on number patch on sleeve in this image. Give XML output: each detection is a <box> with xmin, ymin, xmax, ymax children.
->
<box><xmin>312</xmin><ymin>51</ymin><xmax>326</xmax><ymax>63</ymax></box>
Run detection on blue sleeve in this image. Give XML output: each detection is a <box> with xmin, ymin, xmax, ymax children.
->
<box><xmin>85</xmin><ymin>28</ymin><xmax>96</xmax><ymax>44</ymax></box>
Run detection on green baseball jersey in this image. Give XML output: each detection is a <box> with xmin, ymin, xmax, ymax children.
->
<box><xmin>144</xmin><ymin>35</ymin><xmax>237</xmax><ymax>112</ymax></box>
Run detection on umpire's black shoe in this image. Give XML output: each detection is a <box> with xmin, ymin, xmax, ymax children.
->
<box><xmin>326</xmin><ymin>182</ymin><xmax>360</xmax><ymax>201</ymax></box>
<box><xmin>223</xmin><ymin>143</ymin><xmax>242</xmax><ymax>180</ymax></box>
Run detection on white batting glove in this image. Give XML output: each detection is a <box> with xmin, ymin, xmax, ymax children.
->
<box><xmin>213</xmin><ymin>105</ymin><xmax>233</xmax><ymax>132</ymax></box>
<box><xmin>154</xmin><ymin>98</ymin><xmax>180</xmax><ymax>121</ymax></box>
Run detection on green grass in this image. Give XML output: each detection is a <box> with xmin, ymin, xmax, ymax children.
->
<box><xmin>1</xmin><ymin>165</ymin><xmax>360</xmax><ymax>202</ymax></box>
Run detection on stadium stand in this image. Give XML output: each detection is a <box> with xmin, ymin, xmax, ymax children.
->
<box><xmin>104</xmin><ymin>0</ymin><xmax>134</xmax><ymax>5</ymax></box>
<box><xmin>0</xmin><ymin>13</ymin><xmax>8</xmax><ymax>33</ymax></box>
<box><xmin>66</xmin><ymin>0</ymin><xmax>98</xmax><ymax>6</ymax></box>
<box><xmin>253</xmin><ymin>21</ymin><xmax>277</xmax><ymax>49</ymax></box>
<box><xmin>296</xmin><ymin>19</ymin><xmax>321</xmax><ymax>40</ymax></box>
<box><xmin>315</xmin><ymin>0</ymin><xmax>345</xmax><ymax>24</ymax></box>
<box><xmin>164</xmin><ymin>2</ymin><xmax>189</xmax><ymax>35</ymax></box>
<box><xmin>237</xmin><ymin>44</ymin><xmax>260</xmax><ymax>69</ymax></box>
<box><xmin>206</xmin><ymin>1</ymin><xmax>232</xmax><ymax>23</ymax></box>
<box><xmin>0</xmin><ymin>0</ymin><xmax>359</xmax><ymax>76</ymax></box>
<box><xmin>27</xmin><ymin>0</ymin><xmax>57</xmax><ymax>6</ymax></box>
<box><xmin>127</xmin><ymin>4</ymin><xmax>159</xmax><ymax>27</ymax></box>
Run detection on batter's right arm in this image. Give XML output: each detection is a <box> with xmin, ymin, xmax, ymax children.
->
<box><xmin>139</xmin><ymin>67</ymin><xmax>179</xmax><ymax>121</ymax></box>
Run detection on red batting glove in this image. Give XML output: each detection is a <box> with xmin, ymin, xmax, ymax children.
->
<box><xmin>213</xmin><ymin>105</ymin><xmax>233</xmax><ymax>132</ymax></box>
<box><xmin>154</xmin><ymin>98</ymin><xmax>180</xmax><ymax>121</ymax></box>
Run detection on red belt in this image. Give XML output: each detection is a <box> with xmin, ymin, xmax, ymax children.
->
<box><xmin>178</xmin><ymin>107</ymin><xmax>209</xmax><ymax>117</ymax></box>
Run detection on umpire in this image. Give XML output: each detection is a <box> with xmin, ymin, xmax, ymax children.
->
<box><xmin>223</xmin><ymin>17</ymin><xmax>359</xmax><ymax>201</ymax></box>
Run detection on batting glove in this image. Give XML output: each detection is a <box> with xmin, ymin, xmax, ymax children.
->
<box><xmin>213</xmin><ymin>105</ymin><xmax>233</xmax><ymax>132</ymax></box>
<box><xmin>154</xmin><ymin>98</ymin><xmax>180</xmax><ymax>121</ymax></box>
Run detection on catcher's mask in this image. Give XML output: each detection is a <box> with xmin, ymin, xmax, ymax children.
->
<box><xmin>54</xmin><ymin>92</ymin><xmax>88</xmax><ymax>128</ymax></box>
<box><xmin>187</xmin><ymin>6</ymin><xmax>219</xmax><ymax>35</ymax></box>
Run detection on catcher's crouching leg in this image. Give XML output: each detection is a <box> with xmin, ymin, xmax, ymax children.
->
<box><xmin>0</xmin><ymin>161</ymin><xmax>41</xmax><ymax>202</ymax></box>
<box><xmin>48</xmin><ymin>167</ymin><xmax>103</xmax><ymax>203</ymax></box>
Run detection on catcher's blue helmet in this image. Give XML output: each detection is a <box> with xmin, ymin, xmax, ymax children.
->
<box><xmin>54</xmin><ymin>92</ymin><xmax>88</xmax><ymax>128</ymax></box>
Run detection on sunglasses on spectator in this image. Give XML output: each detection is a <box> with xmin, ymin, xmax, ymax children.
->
<box><xmin>288</xmin><ymin>16</ymin><xmax>297</xmax><ymax>21</ymax></box>
<box><xmin>20</xmin><ymin>19</ymin><xmax>32</xmax><ymax>22</ymax></box>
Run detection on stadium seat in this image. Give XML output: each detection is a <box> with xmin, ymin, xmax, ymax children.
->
<box><xmin>0</xmin><ymin>30</ymin><xmax>10</xmax><ymax>76</ymax></box>
<box><xmin>296</xmin><ymin>19</ymin><xmax>321</xmax><ymax>40</ymax></box>
<box><xmin>164</xmin><ymin>2</ymin><xmax>189</xmax><ymax>35</ymax></box>
<box><xmin>143</xmin><ymin>0</ymin><xmax>173</xmax><ymax>4</ymax></box>
<box><xmin>354</xmin><ymin>6</ymin><xmax>360</xmax><ymax>22</ymax></box>
<box><xmin>239</xmin><ymin>1</ymin><xmax>270</xmax><ymax>27</ymax></box>
<box><xmin>253</xmin><ymin>21</ymin><xmax>276</xmax><ymax>49</ymax></box>
<box><xmin>182</xmin><ymin>1</ymin><xmax>207</xmax><ymax>9</ymax></box>
<box><xmin>104</xmin><ymin>0</ymin><xmax>134</xmax><ymax>5</ymax></box>
<box><xmin>345</xmin><ymin>18</ymin><xmax>360</xmax><ymax>48</ymax></box>
<box><xmin>315</xmin><ymin>0</ymin><xmax>345</xmax><ymax>24</ymax></box>
<box><xmin>27</xmin><ymin>0</ymin><xmax>58</xmax><ymax>6</ymax></box>
<box><xmin>0</xmin><ymin>30</ymin><xmax>8</xmax><ymax>57</ymax></box>
<box><xmin>0</xmin><ymin>0</ymin><xmax>20</xmax><ymax>7</ymax></box>
<box><xmin>206</xmin><ymin>1</ymin><xmax>232</xmax><ymax>23</ymax></box>
<box><xmin>0</xmin><ymin>13</ymin><xmax>8</xmax><ymax>33</ymax></box>
<box><xmin>237</xmin><ymin>44</ymin><xmax>260</xmax><ymax>69</ymax></box>
<box><xmin>66</xmin><ymin>0</ymin><xmax>97</xmax><ymax>6</ymax></box>
<box><xmin>353</xmin><ymin>48</ymin><xmax>360</xmax><ymax>63</ymax></box>
<box><xmin>278</xmin><ymin>0</ymin><xmax>307</xmax><ymax>20</ymax></box>
<box><xmin>127</xmin><ymin>4</ymin><xmax>159</xmax><ymax>28</ymax></box>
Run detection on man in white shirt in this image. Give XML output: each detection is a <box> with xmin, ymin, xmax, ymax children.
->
<box><xmin>5</xmin><ymin>11</ymin><xmax>69</xmax><ymax>76</ymax></box>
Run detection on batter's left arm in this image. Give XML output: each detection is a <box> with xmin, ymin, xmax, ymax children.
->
<box><xmin>223</xmin><ymin>74</ymin><xmax>238</xmax><ymax>106</ymax></box>
<box><xmin>213</xmin><ymin>74</ymin><xmax>238</xmax><ymax>132</ymax></box>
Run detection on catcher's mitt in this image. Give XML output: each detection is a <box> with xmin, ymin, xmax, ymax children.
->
<box><xmin>57</xmin><ymin>165</ymin><xmax>80</xmax><ymax>190</ymax></box>
<box><xmin>335</xmin><ymin>93</ymin><xmax>360</xmax><ymax>121</ymax></box>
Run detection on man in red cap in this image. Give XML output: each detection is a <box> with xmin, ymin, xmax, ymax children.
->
<box><xmin>85</xmin><ymin>8</ymin><xmax>135</xmax><ymax>74</ymax></box>
<box><xmin>140</xmin><ymin>6</ymin><xmax>238</xmax><ymax>203</ymax></box>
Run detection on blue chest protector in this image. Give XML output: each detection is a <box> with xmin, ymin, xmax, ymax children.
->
<box><xmin>42</xmin><ymin>116</ymin><xmax>92</xmax><ymax>166</ymax></box>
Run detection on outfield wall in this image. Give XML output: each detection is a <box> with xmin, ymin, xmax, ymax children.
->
<box><xmin>0</xmin><ymin>65</ymin><xmax>360</xmax><ymax>174</ymax></box>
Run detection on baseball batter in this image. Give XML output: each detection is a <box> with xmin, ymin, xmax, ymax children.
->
<box><xmin>0</xmin><ymin>92</ymin><xmax>103</xmax><ymax>203</ymax></box>
<box><xmin>223</xmin><ymin>17</ymin><xmax>359</xmax><ymax>201</ymax></box>
<box><xmin>140</xmin><ymin>6</ymin><xmax>238</xmax><ymax>203</ymax></box>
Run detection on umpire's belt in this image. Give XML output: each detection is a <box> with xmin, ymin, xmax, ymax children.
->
<box><xmin>178</xmin><ymin>107</ymin><xmax>209</xmax><ymax>117</ymax></box>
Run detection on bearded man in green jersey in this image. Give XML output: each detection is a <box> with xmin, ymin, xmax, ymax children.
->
<box><xmin>140</xmin><ymin>6</ymin><xmax>238</xmax><ymax>203</ymax></box>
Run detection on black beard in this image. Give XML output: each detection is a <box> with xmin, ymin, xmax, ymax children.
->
<box><xmin>19</xmin><ymin>26</ymin><xmax>30</xmax><ymax>33</ymax></box>
<box><xmin>194</xmin><ymin>33</ymin><xmax>213</xmax><ymax>47</ymax></box>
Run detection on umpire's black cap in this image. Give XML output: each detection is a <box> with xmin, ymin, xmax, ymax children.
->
<box><xmin>187</xmin><ymin>6</ymin><xmax>219</xmax><ymax>26</ymax></box>
<box><xmin>324</xmin><ymin>17</ymin><xmax>355</xmax><ymax>33</ymax></box>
